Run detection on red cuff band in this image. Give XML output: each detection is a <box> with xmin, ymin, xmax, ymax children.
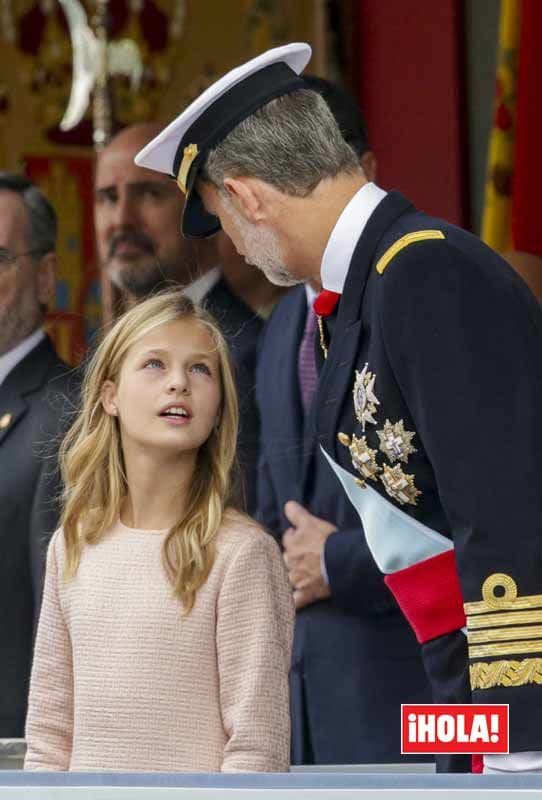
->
<box><xmin>384</xmin><ymin>549</ymin><xmax>466</xmax><ymax>643</ymax></box>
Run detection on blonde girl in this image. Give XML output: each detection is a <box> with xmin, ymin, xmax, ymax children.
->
<box><xmin>24</xmin><ymin>291</ymin><xmax>293</xmax><ymax>773</ymax></box>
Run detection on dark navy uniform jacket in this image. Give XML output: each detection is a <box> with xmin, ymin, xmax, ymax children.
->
<box><xmin>257</xmin><ymin>284</ymin><xmax>432</xmax><ymax>765</ymax></box>
<box><xmin>316</xmin><ymin>189</ymin><xmax>542</xmax><ymax>766</ymax></box>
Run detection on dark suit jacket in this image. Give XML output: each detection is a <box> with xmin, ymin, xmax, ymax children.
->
<box><xmin>203</xmin><ymin>277</ymin><xmax>263</xmax><ymax>514</ymax></box>
<box><xmin>0</xmin><ymin>336</ymin><xmax>72</xmax><ymax>736</ymax></box>
<box><xmin>256</xmin><ymin>286</ymin><xmax>432</xmax><ymax>765</ymax></box>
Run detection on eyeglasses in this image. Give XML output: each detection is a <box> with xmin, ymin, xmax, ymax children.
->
<box><xmin>0</xmin><ymin>248</ymin><xmax>44</xmax><ymax>271</ymax></box>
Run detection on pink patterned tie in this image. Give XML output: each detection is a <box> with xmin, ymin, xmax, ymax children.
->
<box><xmin>298</xmin><ymin>307</ymin><xmax>318</xmax><ymax>414</ymax></box>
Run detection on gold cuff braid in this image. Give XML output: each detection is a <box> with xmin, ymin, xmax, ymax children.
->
<box><xmin>470</xmin><ymin>657</ymin><xmax>542</xmax><ymax>689</ymax></box>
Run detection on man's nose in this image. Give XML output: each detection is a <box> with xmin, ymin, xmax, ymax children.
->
<box><xmin>110</xmin><ymin>193</ymin><xmax>139</xmax><ymax>229</ymax></box>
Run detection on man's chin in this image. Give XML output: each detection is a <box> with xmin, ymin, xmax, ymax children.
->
<box><xmin>256</xmin><ymin>263</ymin><xmax>302</xmax><ymax>288</ymax></box>
<box><xmin>106</xmin><ymin>261</ymin><xmax>165</xmax><ymax>298</ymax></box>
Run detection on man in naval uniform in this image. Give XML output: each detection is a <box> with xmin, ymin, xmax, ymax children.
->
<box><xmin>135</xmin><ymin>44</ymin><xmax>542</xmax><ymax>773</ymax></box>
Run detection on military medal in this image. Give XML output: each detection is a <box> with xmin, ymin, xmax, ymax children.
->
<box><xmin>377</xmin><ymin>419</ymin><xmax>416</xmax><ymax>464</ymax></box>
<box><xmin>338</xmin><ymin>432</ymin><xmax>380</xmax><ymax>486</ymax></box>
<box><xmin>0</xmin><ymin>413</ymin><xmax>11</xmax><ymax>430</ymax></box>
<box><xmin>380</xmin><ymin>463</ymin><xmax>421</xmax><ymax>506</ymax></box>
<box><xmin>353</xmin><ymin>363</ymin><xmax>380</xmax><ymax>431</ymax></box>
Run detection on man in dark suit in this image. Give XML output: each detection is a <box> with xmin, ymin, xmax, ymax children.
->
<box><xmin>94</xmin><ymin>124</ymin><xmax>285</xmax><ymax>511</ymax></box>
<box><xmin>0</xmin><ymin>173</ymin><xmax>71</xmax><ymax>737</ymax></box>
<box><xmin>138</xmin><ymin>42</ymin><xmax>542</xmax><ymax>772</ymax></box>
<box><xmin>256</xmin><ymin>78</ymin><xmax>431</xmax><ymax>764</ymax></box>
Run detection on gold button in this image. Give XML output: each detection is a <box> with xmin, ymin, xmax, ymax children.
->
<box><xmin>0</xmin><ymin>413</ymin><xmax>11</xmax><ymax>430</ymax></box>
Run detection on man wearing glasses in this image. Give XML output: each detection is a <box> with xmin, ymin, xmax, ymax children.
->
<box><xmin>0</xmin><ymin>172</ymin><xmax>70</xmax><ymax>738</ymax></box>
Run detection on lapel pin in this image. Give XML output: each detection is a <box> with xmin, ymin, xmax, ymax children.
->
<box><xmin>0</xmin><ymin>413</ymin><xmax>12</xmax><ymax>430</ymax></box>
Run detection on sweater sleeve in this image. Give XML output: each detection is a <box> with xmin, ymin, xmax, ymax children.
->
<box><xmin>24</xmin><ymin>531</ymin><xmax>73</xmax><ymax>771</ymax></box>
<box><xmin>217</xmin><ymin>531</ymin><xmax>294</xmax><ymax>772</ymax></box>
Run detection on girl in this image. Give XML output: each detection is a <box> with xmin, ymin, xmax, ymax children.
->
<box><xmin>24</xmin><ymin>291</ymin><xmax>294</xmax><ymax>773</ymax></box>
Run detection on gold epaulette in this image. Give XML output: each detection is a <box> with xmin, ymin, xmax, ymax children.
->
<box><xmin>465</xmin><ymin>574</ymin><xmax>542</xmax><ymax>690</ymax></box>
<box><xmin>375</xmin><ymin>230</ymin><xmax>445</xmax><ymax>275</ymax></box>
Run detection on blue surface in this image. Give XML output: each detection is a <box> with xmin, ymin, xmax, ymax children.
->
<box><xmin>2</xmin><ymin>772</ymin><xmax>542</xmax><ymax>790</ymax></box>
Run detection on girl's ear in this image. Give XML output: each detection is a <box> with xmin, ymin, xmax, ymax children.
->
<box><xmin>101</xmin><ymin>380</ymin><xmax>119</xmax><ymax>417</ymax></box>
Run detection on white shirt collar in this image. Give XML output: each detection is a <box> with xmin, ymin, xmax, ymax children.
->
<box><xmin>320</xmin><ymin>182</ymin><xmax>387</xmax><ymax>294</ymax></box>
<box><xmin>182</xmin><ymin>266</ymin><xmax>222</xmax><ymax>305</ymax></box>
<box><xmin>0</xmin><ymin>328</ymin><xmax>46</xmax><ymax>387</ymax></box>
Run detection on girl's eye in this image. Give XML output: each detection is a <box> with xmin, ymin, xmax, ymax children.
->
<box><xmin>191</xmin><ymin>363</ymin><xmax>211</xmax><ymax>375</ymax></box>
<box><xmin>143</xmin><ymin>358</ymin><xmax>164</xmax><ymax>369</ymax></box>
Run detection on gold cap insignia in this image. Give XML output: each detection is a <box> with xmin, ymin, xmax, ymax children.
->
<box><xmin>380</xmin><ymin>463</ymin><xmax>421</xmax><ymax>506</ymax></box>
<box><xmin>353</xmin><ymin>363</ymin><xmax>380</xmax><ymax>432</ymax></box>
<box><xmin>176</xmin><ymin>143</ymin><xmax>199</xmax><ymax>194</ymax></box>
<box><xmin>377</xmin><ymin>419</ymin><xmax>416</xmax><ymax>464</ymax></box>
<box><xmin>0</xmin><ymin>412</ymin><xmax>12</xmax><ymax>430</ymax></box>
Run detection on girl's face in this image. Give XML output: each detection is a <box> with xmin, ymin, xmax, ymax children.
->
<box><xmin>102</xmin><ymin>318</ymin><xmax>222</xmax><ymax>460</ymax></box>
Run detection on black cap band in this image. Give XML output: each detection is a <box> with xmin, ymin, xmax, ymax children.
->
<box><xmin>172</xmin><ymin>62</ymin><xmax>306</xmax><ymax>182</ymax></box>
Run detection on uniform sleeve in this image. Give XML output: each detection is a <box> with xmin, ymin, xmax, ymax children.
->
<box><xmin>24</xmin><ymin>532</ymin><xmax>73</xmax><ymax>771</ymax></box>
<box><xmin>324</xmin><ymin>527</ymin><xmax>398</xmax><ymax>617</ymax></box>
<box><xmin>379</xmin><ymin>240</ymin><xmax>542</xmax><ymax>750</ymax></box>
<box><xmin>217</xmin><ymin>531</ymin><xmax>294</xmax><ymax>772</ymax></box>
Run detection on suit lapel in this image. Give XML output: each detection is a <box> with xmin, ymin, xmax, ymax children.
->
<box><xmin>316</xmin><ymin>192</ymin><xmax>413</xmax><ymax>460</ymax></box>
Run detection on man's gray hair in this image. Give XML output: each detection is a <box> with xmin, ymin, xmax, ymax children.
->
<box><xmin>202</xmin><ymin>89</ymin><xmax>361</xmax><ymax>196</ymax></box>
<box><xmin>0</xmin><ymin>172</ymin><xmax>57</xmax><ymax>255</ymax></box>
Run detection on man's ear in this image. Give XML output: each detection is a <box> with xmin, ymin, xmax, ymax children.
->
<box><xmin>360</xmin><ymin>150</ymin><xmax>377</xmax><ymax>182</ymax></box>
<box><xmin>101</xmin><ymin>380</ymin><xmax>119</xmax><ymax>417</ymax></box>
<box><xmin>223</xmin><ymin>177</ymin><xmax>264</xmax><ymax>223</ymax></box>
<box><xmin>36</xmin><ymin>251</ymin><xmax>57</xmax><ymax>307</ymax></box>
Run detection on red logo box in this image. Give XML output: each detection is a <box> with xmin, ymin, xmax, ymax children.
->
<box><xmin>401</xmin><ymin>704</ymin><xmax>509</xmax><ymax>754</ymax></box>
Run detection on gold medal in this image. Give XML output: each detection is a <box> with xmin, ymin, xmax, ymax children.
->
<box><xmin>338</xmin><ymin>432</ymin><xmax>380</xmax><ymax>486</ymax></box>
<box><xmin>376</xmin><ymin>419</ymin><xmax>416</xmax><ymax>464</ymax></box>
<box><xmin>380</xmin><ymin>463</ymin><xmax>421</xmax><ymax>506</ymax></box>
<box><xmin>352</xmin><ymin>363</ymin><xmax>380</xmax><ymax>431</ymax></box>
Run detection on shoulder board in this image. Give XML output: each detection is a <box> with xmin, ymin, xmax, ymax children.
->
<box><xmin>376</xmin><ymin>230</ymin><xmax>446</xmax><ymax>275</ymax></box>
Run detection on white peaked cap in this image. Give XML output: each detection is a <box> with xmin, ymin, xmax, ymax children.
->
<box><xmin>134</xmin><ymin>42</ymin><xmax>312</xmax><ymax>238</ymax></box>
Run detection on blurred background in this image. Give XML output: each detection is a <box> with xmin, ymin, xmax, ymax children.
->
<box><xmin>0</xmin><ymin>0</ymin><xmax>538</xmax><ymax>363</ymax></box>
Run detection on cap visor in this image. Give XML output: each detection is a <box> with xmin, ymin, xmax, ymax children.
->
<box><xmin>182</xmin><ymin>180</ymin><xmax>221</xmax><ymax>239</ymax></box>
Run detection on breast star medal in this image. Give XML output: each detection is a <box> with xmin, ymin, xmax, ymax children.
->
<box><xmin>376</xmin><ymin>419</ymin><xmax>416</xmax><ymax>464</ymax></box>
<box><xmin>380</xmin><ymin>464</ymin><xmax>421</xmax><ymax>506</ymax></box>
<box><xmin>0</xmin><ymin>413</ymin><xmax>11</xmax><ymax>430</ymax></box>
<box><xmin>338</xmin><ymin>432</ymin><xmax>380</xmax><ymax>486</ymax></box>
<box><xmin>353</xmin><ymin>363</ymin><xmax>380</xmax><ymax>431</ymax></box>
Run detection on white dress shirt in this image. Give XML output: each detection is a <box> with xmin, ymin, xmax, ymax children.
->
<box><xmin>320</xmin><ymin>182</ymin><xmax>387</xmax><ymax>293</ymax></box>
<box><xmin>0</xmin><ymin>328</ymin><xmax>45</xmax><ymax>388</ymax></box>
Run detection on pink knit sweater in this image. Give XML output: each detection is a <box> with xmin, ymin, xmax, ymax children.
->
<box><xmin>24</xmin><ymin>511</ymin><xmax>294</xmax><ymax>773</ymax></box>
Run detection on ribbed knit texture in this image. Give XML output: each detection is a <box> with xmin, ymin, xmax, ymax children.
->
<box><xmin>24</xmin><ymin>511</ymin><xmax>294</xmax><ymax>773</ymax></box>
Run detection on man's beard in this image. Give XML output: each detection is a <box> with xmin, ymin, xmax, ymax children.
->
<box><xmin>0</xmin><ymin>283</ymin><xmax>42</xmax><ymax>356</ymax></box>
<box><xmin>106</xmin><ymin>230</ymin><xmax>199</xmax><ymax>299</ymax></box>
<box><xmin>229</xmin><ymin>205</ymin><xmax>300</xmax><ymax>288</ymax></box>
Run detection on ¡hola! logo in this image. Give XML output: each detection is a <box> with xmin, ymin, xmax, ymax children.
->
<box><xmin>401</xmin><ymin>704</ymin><xmax>509</xmax><ymax>754</ymax></box>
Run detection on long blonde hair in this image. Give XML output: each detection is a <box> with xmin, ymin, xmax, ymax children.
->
<box><xmin>59</xmin><ymin>290</ymin><xmax>239</xmax><ymax>612</ymax></box>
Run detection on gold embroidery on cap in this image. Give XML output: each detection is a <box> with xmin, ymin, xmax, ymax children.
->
<box><xmin>470</xmin><ymin>658</ymin><xmax>542</xmax><ymax>689</ymax></box>
<box><xmin>177</xmin><ymin>143</ymin><xmax>199</xmax><ymax>194</ymax></box>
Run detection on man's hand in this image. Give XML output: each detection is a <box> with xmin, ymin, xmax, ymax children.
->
<box><xmin>282</xmin><ymin>500</ymin><xmax>337</xmax><ymax>610</ymax></box>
